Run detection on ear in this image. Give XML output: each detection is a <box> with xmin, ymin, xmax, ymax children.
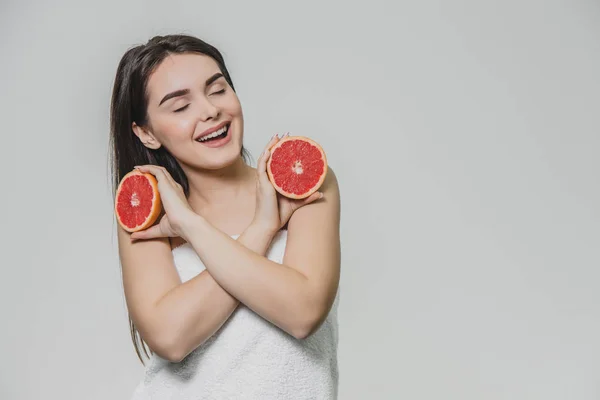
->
<box><xmin>132</xmin><ymin>122</ymin><xmax>162</xmax><ymax>150</ymax></box>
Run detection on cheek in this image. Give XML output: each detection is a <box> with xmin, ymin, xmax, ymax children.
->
<box><xmin>158</xmin><ymin>114</ymin><xmax>196</xmax><ymax>138</ymax></box>
<box><xmin>223</xmin><ymin>93</ymin><xmax>243</xmax><ymax>116</ymax></box>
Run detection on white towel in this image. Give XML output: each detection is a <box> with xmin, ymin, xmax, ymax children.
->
<box><xmin>129</xmin><ymin>230</ymin><xmax>340</xmax><ymax>399</ymax></box>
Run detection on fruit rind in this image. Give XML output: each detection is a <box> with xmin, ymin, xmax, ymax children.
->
<box><xmin>115</xmin><ymin>170</ymin><xmax>162</xmax><ymax>233</ymax></box>
<box><xmin>266</xmin><ymin>135</ymin><xmax>328</xmax><ymax>200</ymax></box>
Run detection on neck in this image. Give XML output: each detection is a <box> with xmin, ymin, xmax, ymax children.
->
<box><xmin>183</xmin><ymin>156</ymin><xmax>255</xmax><ymax>211</ymax></box>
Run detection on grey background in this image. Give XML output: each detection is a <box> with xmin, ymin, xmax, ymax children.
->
<box><xmin>1</xmin><ymin>0</ymin><xmax>599</xmax><ymax>399</ymax></box>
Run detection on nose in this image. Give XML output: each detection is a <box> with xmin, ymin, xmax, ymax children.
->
<box><xmin>198</xmin><ymin>96</ymin><xmax>220</xmax><ymax>121</ymax></box>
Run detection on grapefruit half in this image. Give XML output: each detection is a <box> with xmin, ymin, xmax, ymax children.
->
<box><xmin>267</xmin><ymin>135</ymin><xmax>328</xmax><ymax>199</ymax></box>
<box><xmin>115</xmin><ymin>169</ymin><xmax>162</xmax><ymax>233</ymax></box>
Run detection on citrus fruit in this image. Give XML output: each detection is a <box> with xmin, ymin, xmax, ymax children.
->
<box><xmin>267</xmin><ymin>135</ymin><xmax>328</xmax><ymax>199</ymax></box>
<box><xmin>115</xmin><ymin>169</ymin><xmax>162</xmax><ymax>232</ymax></box>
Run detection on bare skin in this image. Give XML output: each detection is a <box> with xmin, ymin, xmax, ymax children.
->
<box><xmin>118</xmin><ymin>53</ymin><xmax>341</xmax><ymax>362</ymax></box>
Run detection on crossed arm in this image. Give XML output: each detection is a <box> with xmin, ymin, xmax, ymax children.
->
<box><xmin>119</xmin><ymin>169</ymin><xmax>340</xmax><ymax>362</ymax></box>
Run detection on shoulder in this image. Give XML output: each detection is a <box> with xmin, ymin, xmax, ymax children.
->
<box><xmin>283</xmin><ymin>164</ymin><xmax>341</xmax><ymax>299</ymax></box>
<box><xmin>287</xmin><ymin>164</ymin><xmax>340</xmax><ymax>235</ymax></box>
<box><xmin>322</xmin><ymin>165</ymin><xmax>340</xmax><ymax>200</ymax></box>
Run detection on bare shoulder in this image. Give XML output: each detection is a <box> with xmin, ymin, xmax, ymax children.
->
<box><xmin>288</xmin><ymin>164</ymin><xmax>340</xmax><ymax>230</ymax></box>
<box><xmin>283</xmin><ymin>165</ymin><xmax>341</xmax><ymax>288</ymax></box>
<box><xmin>317</xmin><ymin>165</ymin><xmax>340</xmax><ymax>198</ymax></box>
<box><xmin>321</xmin><ymin>165</ymin><xmax>340</xmax><ymax>203</ymax></box>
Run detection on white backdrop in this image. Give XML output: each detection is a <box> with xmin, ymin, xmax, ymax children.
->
<box><xmin>1</xmin><ymin>0</ymin><xmax>599</xmax><ymax>399</ymax></box>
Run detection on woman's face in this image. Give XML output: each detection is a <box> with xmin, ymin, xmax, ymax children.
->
<box><xmin>135</xmin><ymin>53</ymin><xmax>244</xmax><ymax>170</ymax></box>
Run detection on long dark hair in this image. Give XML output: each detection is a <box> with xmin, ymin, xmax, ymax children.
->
<box><xmin>108</xmin><ymin>34</ymin><xmax>251</xmax><ymax>364</ymax></box>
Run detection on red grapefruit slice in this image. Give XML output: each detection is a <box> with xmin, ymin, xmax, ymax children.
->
<box><xmin>115</xmin><ymin>170</ymin><xmax>162</xmax><ymax>233</ymax></box>
<box><xmin>267</xmin><ymin>135</ymin><xmax>328</xmax><ymax>199</ymax></box>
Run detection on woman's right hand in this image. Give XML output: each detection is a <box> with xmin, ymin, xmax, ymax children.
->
<box><xmin>251</xmin><ymin>133</ymin><xmax>324</xmax><ymax>235</ymax></box>
<box><xmin>128</xmin><ymin>164</ymin><xmax>197</xmax><ymax>242</ymax></box>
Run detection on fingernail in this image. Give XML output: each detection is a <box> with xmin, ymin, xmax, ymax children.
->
<box><xmin>285</xmin><ymin>132</ymin><xmax>290</xmax><ymax>137</ymax></box>
<box><xmin>319</xmin><ymin>192</ymin><xmax>324</xmax><ymax>199</ymax></box>
<box><xmin>272</xmin><ymin>133</ymin><xmax>278</xmax><ymax>139</ymax></box>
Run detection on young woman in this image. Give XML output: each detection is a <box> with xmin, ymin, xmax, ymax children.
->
<box><xmin>109</xmin><ymin>34</ymin><xmax>341</xmax><ymax>399</ymax></box>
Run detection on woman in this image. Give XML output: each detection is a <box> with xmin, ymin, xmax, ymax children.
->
<box><xmin>109</xmin><ymin>34</ymin><xmax>341</xmax><ymax>399</ymax></box>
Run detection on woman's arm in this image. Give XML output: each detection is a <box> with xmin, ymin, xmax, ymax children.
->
<box><xmin>119</xmin><ymin>222</ymin><xmax>275</xmax><ymax>363</ymax></box>
<box><xmin>180</xmin><ymin>168</ymin><xmax>341</xmax><ymax>339</ymax></box>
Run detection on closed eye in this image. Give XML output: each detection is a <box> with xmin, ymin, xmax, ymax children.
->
<box><xmin>210</xmin><ymin>89</ymin><xmax>226</xmax><ymax>96</ymax></box>
<box><xmin>174</xmin><ymin>104</ymin><xmax>190</xmax><ymax>113</ymax></box>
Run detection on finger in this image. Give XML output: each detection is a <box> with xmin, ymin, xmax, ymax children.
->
<box><xmin>130</xmin><ymin>223</ymin><xmax>166</xmax><ymax>241</ymax></box>
<box><xmin>162</xmin><ymin>168</ymin><xmax>180</xmax><ymax>189</ymax></box>
<box><xmin>266</xmin><ymin>133</ymin><xmax>280</xmax><ymax>150</ymax></box>
<box><xmin>134</xmin><ymin>165</ymin><xmax>179</xmax><ymax>188</ymax></box>
<box><xmin>257</xmin><ymin>133</ymin><xmax>282</xmax><ymax>179</ymax></box>
<box><xmin>257</xmin><ymin>146</ymin><xmax>273</xmax><ymax>187</ymax></box>
<box><xmin>133</xmin><ymin>164</ymin><xmax>168</xmax><ymax>182</ymax></box>
<box><xmin>260</xmin><ymin>133</ymin><xmax>279</xmax><ymax>159</ymax></box>
<box><xmin>300</xmin><ymin>191</ymin><xmax>324</xmax><ymax>206</ymax></box>
<box><xmin>161</xmin><ymin>166</ymin><xmax>180</xmax><ymax>188</ymax></box>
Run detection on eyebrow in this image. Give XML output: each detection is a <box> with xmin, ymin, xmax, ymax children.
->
<box><xmin>158</xmin><ymin>72</ymin><xmax>225</xmax><ymax>106</ymax></box>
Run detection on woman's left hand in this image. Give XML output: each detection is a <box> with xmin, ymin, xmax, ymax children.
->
<box><xmin>129</xmin><ymin>165</ymin><xmax>196</xmax><ymax>242</ymax></box>
<box><xmin>252</xmin><ymin>133</ymin><xmax>324</xmax><ymax>235</ymax></box>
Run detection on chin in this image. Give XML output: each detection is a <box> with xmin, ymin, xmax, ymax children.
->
<box><xmin>197</xmin><ymin>143</ymin><xmax>244</xmax><ymax>170</ymax></box>
<box><xmin>205</xmin><ymin>153</ymin><xmax>243</xmax><ymax>170</ymax></box>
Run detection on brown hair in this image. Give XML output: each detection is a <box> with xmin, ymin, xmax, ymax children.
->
<box><xmin>108</xmin><ymin>34</ymin><xmax>250</xmax><ymax>364</ymax></box>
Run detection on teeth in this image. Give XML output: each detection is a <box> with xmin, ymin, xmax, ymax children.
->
<box><xmin>198</xmin><ymin>125</ymin><xmax>228</xmax><ymax>142</ymax></box>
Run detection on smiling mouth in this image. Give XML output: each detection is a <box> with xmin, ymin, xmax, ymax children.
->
<box><xmin>196</xmin><ymin>123</ymin><xmax>230</xmax><ymax>143</ymax></box>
